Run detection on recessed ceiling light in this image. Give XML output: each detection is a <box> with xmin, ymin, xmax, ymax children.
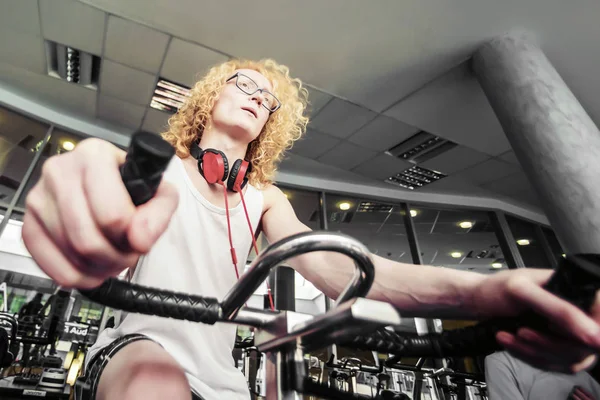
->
<box><xmin>516</xmin><ymin>239</ymin><xmax>530</xmax><ymax>246</ymax></box>
<box><xmin>458</xmin><ymin>221</ymin><xmax>473</xmax><ymax>229</ymax></box>
<box><xmin>491</xmin><ymin>262</ymin><xmax>503</xmax><ymax>269</ymax></box>
<box><xmin>338</xmin><ymin>202</ymin><xmax>351</xmax><ymax>211</ymax></box>
<box><xmin>410</xmin><ymin>209</ymin><xmax>418</xmax><ymax>217</ymax></box>
<box><xmin>450</xmin><ymin>252</ymin><xmax>462</xmax><ymax>258</ymax></box>
<box><xmin>62</xmin><ymin>141</ymin><xmax>75</xmax><ymax>151</ymax></box>
<box><xmin>562</xmin><ymin>253</ymin><xmax>566</xmax><ymax>258</ymax></box>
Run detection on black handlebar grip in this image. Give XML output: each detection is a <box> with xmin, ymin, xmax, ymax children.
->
<box><xmin>81</xmin><ymin>278</ymin><xmax>223</xmax><ymax>324</ymax></box>
<box><xmin>543</xmin><ymin>254</ymin><xmax>600</xmax><ymax>312</ymax></box>
<box><xmin>121</xmin><ymin>132</ymin><xmax>175</xmax><ymax>206</ymax></box>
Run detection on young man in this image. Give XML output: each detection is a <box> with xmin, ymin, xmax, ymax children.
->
<box><xmin>486</xmin><ymin>351</ymin><xmax>600</xmax><ymax>400</ymax></box>
<box><xmin>22</xmin><ymin>59</ymin><xmax>600</xmax><ymax>400</ymax></box>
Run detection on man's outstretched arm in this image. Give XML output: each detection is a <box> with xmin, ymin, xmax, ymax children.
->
<box><xmin>260</xmin><ymin>185</ymin><xmax>600</xmax><ymax>373</ymax></box>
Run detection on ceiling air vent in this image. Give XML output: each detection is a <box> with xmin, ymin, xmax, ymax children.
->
<box><xmin>386</xmin><ymin>131</ymin><xmax>457</xmax><ymax>164</ymax></box>
<box><xmin>45</xmin><ymin>41</ymin><xmax>101</xmax><ymax>87</ymax></box>
<box><xmin>386</xmin><ymin>165</ymin><xmax>446</xmax><ymax>190</ymax></box>
<box><xmin>357</xmin><ymin>201</ymin><xmax>394</xmax><ymax>213</ymax></box>
<box><xmin>150</xmin><ymin>79</ymin><xmax>191</xmax><ymax>113</ymax></box>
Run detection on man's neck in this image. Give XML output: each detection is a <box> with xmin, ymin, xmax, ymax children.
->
<box><xmin>198</xmin><ymin>128</ymin><xmax>249</xmax><ymax>164</ymax></box>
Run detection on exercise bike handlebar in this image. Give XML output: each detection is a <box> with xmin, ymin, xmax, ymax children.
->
<box><xmin>79</xmin><ymin>132</ymin><xmax>375</xmax><ymax>327</ymax></box>
<box><xmin>221</xmin><ymin>230</ymin><xmax>375</xmax><ymax>319</ymax></box>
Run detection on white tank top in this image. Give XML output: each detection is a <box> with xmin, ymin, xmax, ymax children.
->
<box><xmin>87</xmin><ymin>156</ymin><xmax>263</xmax><ymax>400</ymax></box>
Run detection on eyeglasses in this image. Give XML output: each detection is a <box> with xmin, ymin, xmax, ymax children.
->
<box><xmin>226</xmin><ymin>73</ymin><xmax>281</xmax><ymax>113</ymax></box>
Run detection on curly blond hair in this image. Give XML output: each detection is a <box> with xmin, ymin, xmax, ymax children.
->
<box><xmin>161</xmin><ymin>59</ymin><xmax>309</xmax><ymax>188</ymax></box>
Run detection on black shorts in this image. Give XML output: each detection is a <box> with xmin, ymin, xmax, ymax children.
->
<box><xmin>75</xmin><ymin>334</ymin><xmax>204</xmax><ymax>400</ymax></box>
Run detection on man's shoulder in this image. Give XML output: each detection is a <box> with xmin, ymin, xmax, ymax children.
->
<box><xmin>261</xmin><ymin>184</ymin><xmax>287</xmax><ymax>211</ymax></box>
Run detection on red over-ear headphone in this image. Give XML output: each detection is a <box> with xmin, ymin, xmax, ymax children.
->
<box><xmin>191</xmin><ymin>145</ymin><xmax>251</xmax><ymax>192</ymax></box>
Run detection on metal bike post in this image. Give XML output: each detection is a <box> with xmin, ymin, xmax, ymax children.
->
<box><xmin>265</xmin><ymin>347</ymin><xmax>303</xmax><ymax>400</ymax></box>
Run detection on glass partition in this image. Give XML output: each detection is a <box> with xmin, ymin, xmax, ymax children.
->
<box><xmin>13</xmin><ymin>128</ymin><xmax>88</xmax><ymax>217</ymax></box>
<box><xmin>542</xmin><ymin>226</ymin><xmax>565</xmax><ymax>265</ymax></box>
<box><xmin>278</xmin><ymin>186</ymin><xmax>321</xmax><ymax>230</ymax></box>
<box><xmin>326</xmin><ymin>194</ymin><xmax>411</xmax><ymax>264</ymax></box>
<box><xmin>410</xmin><ymin>205</ymin><xmax>507</xmax><ymax>273</ymax></box>
<box><xmin>505</xmin><ymin>215</ymin><xmax>551</xmax><ymax>268</ymax></box>
<box><xmin>0</xmin><ymin>106</ymin><xmax>50</xmax><ymax>209</ymax></box>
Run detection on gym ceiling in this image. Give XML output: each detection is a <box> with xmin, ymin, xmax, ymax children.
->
<box><xmin>0</xmin><ymin>0</ymin><xmax>597</xmax><ymax>215</ymax></box>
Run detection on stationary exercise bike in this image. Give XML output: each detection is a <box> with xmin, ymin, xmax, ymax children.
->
<box><xmin>75</xmin><ymin>132</ymin><xmax>600</xmax><ymax>400</ymax></box>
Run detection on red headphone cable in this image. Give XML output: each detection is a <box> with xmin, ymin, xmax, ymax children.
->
<box><xmin>220</xmin><ymin>182</ymin><xmax>275</xmax><ymax>311</ymax></box>
<box><xmin>220</xmin><ymin>182</ymin><xmax>239</xmax><ymax>277</ymax></box>
<box><xmin>239</xmin><ymin>189</ymin><xmax>275</xmax><ymax>311</ymax></box>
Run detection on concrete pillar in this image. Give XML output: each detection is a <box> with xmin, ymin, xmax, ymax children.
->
<box><xmin>472</xmin><ymin>32</ymin><xmax>600</xmax><ymax>254</ymax></box>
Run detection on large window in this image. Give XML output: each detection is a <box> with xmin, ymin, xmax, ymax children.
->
<box><xmin>411</xmin><ymin>206</ymin><xmax>507</xmax><ymax>273</ymax></box>
<box><xmin>0</xmin><ymin>107</ymin><xmax>50</xmax><ymax>208</ymax></box>
<box><xmin>506</xmin><ymin>215</ymin><xmax>551</xmax><ymax>268</ymax></box>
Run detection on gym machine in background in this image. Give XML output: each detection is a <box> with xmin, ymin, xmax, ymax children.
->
<box><xmin>0</xmin><ymin>289</ymin><xmax>76</xmax><ymax>399</ymax></box>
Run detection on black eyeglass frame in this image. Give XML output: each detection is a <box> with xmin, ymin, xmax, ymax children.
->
<box><xmin>226</xmin><ymin>73</ymin><xmax>281</xmax><ymax>113</ymax></box>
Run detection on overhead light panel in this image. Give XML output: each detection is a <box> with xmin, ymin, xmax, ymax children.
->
<box><xmin>386</xmin><ymin>166</ymin><xmax>446</xmax><ymax>190</ymax></box>
<box><xmin>491</xmin><ymin>262</ymin><xmax>503</xmax><ymax>269</ymax></box>
<box><xmin>45</xmin><ymin>41</ymin><xmax>100</xmax><ymax>87</ymax></box>
<box><xmin>150</xmin><ymin>79</ymin><xmax>191</xmax><ymax>113</ymax></box>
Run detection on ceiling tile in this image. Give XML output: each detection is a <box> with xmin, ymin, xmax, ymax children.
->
<box><xmin>512</xmin><ymin>187</ymin><xmax>542</xmax><ymax>208</ymax></box>
<box><xmin>99</xmin><ymin>60</ymin><xmax>156</xmax><ymax>106</ymax></box>
<box><xmin>309</xmin><ymin>98</ymin><xmax>377</xmax><ymax>139</ymax></box>
<box><xmin>0</xmin><ymin>0</ymin><xmax>40</xmax><ymax>36</ymax></box>
<box><xmin>317</xmin><ymin>141</ymin><xmax>377</xmax><ymax>170</ymax></box>
<box><xmin>384</xmin><ymin>63</ymin><xmax>511</xmax><ymax>156</ymax></box>
<box><xmin>419</xmin><ymin>145</ymin><xmax>491</xmax><ymax>175</ymax></box>
<box><xmin>40</xmin><ymin>0</ymin><xmax>105</xmax><ymax>55</ymax></box>
<box><xmin>97</xmin><ymin>95</ymin><xmax>146</xmax><ymax>130</ymax></box>
<box><xmin>278</xmin><ymin>153</ymin><xmax>376</xmax><ymax>185</ymax></box>
<box><xmin>348</xmin><ymin>115</ymin><xmax>419</xmax><ymax>152</ymax></box>
<box><xmin>160</xmin><ymin>38</ymin><xmax>229</xmax><ymax>87</ymax></box>
<box><xmin>454</xmin><ymin>159</ymin><xmax>520</xmax><ymax>186</ymax></box>
<box><xmin>480</xmin><ymin>172</ymin><xmax>533</xmax><ymax>196</ymax></box>
<box><xmin>141</xmin><ymin>108</ymin><xmax>171</xmax><ymax>134</ymax></box>
<box><xmin>0</xmin><ymin>27</ymin><xmax>45</xmax><ymax>74</ymax></box>
<box><xmin>306</xmin><ymin>87</ymin><xmax>332</xmax><ymax>117</ymax></box>
<box><xmin>104</xmin><ymin>16</ymin><xmax>170</xmax><ymax>74</ymax></box>
<box><xmin>497</xmin><ymin>150</ymin><xmax>520</xmax><ymax>165</ymax></box>
<box><xmin>0</xmin><ymin>61</ymin><xmax>97</xmax><ymax>117</ymax></box>
<box><xmin>352</xmin><ymin>153</ymin><xmax>412</xmax><ymax>180</ymax></box>
<box><xmin>289</xmin><ymin>128</ymin><xmax>340</xmax><ymax>159</ymax></box>
<box><xmin>417</xmin><ymin>175</ymin><xmax>493</xmax><ymax>197</ymax></box>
